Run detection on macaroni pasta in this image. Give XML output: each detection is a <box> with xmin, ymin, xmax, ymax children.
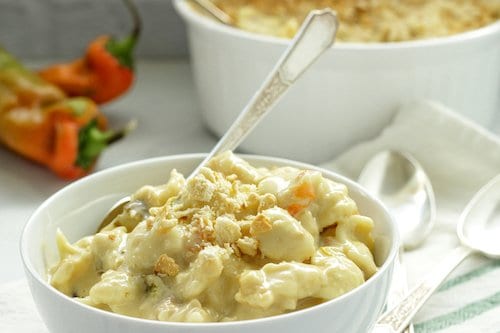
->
<box><xmin>50</xmin><ymin>152</ymin><xmax>378</xmax><ymax>322</ymax></box>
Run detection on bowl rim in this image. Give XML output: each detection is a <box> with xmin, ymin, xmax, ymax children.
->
<box><xmin>173</xmin><ymin>0</ymin><xmax>500</xmax><ymax>51</ymax></box>
<box><xmin>20</xmin><ymin>153</ymin><xmax>399</xmax><ymax>328</ymax></box>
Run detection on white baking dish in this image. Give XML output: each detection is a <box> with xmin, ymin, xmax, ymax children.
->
<box><xmin>174</xmin><ymin>0</ymin><xmax>500</xmax><ymax>163</ymax></box>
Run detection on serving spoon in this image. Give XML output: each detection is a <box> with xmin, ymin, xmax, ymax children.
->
<box><xmin>374</xmin><ymin>173</ymin><xmax>500</xmax><ymax>333</ymax></box>
<box><xmin>97</xmin><ymin>9</ymin><xmax>339</xmax><ymax>231</ymax></box>
<box><xmin>359</xmin><ymin>150</ymin><xmax>436</xmax><ymax>333</ymax></box>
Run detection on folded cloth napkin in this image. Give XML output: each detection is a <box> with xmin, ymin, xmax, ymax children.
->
<box><xmin>1</xmin><ymin>100</ymin><xmax>499</xmax><ymax>333</ymax></box>
<box><xmin>322</xmin><ymin>100</ymin><xmax>500</xmax><ymax>333</ymax></box>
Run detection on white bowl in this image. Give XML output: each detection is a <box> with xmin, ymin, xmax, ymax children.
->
<box><xmin>174</xmin><ymin>0</ymin><xmax>500</xmax><ymax>163</ymax></box>
<box><xmin>21</xmin><ymin>154</ymin><xmax>398</xmax><ymax>333</ymax></box>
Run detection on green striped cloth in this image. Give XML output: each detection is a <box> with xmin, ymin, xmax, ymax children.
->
<box><xmin>324</xmin><ymin>100</ymin><xmax>500</xmax><ymax>332</ymax></box>
<box><xmin>407</xmin><ymin>225</ymin><xmax>500</xmax><ymax>333</ymax></box>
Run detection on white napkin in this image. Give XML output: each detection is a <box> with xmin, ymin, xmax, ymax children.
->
<box><xmin>322</xmin><ymin>100</ymin><xmax>500</xmax><ymax>333</ymax></box>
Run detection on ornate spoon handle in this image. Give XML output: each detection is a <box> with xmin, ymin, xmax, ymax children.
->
<box><xmin>376</xmin><ymin>246</ymin><xmax>473</xmax><ymax>333</ymax></box>
<box><xmin>386</xmin><ymin>251</ymin><xmax>414</xmax><ymax>333</ymax></box>
<box><xmin>190</xmin><ymin>9</ymin><xmax>338</xmax><ymax>177</ymax></box>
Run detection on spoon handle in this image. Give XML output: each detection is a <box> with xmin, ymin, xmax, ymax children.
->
<box><xmin>386</xmin><ymin>251</ymin><xmax>414</xmax><ymax>333</ymax></box>
<box><xmin>189</xmin><ymin>9</ymin><xmax>338</xmax><ymax>177</ymax></box>
<box><xmin>191</xmin><ymin>0</ymin><xmax>233</xmax><ymax>25</ymax></box>
<box><xmin>96</xmin><ymin>9</ymin><xmax>337</xmax><ymax>231</ymax></box>
<box><xmin>376</xmin><ymin>246</ymin><xmax>473</xmax><ymax>333</ymax></box>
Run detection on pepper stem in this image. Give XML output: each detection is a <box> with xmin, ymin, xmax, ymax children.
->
<box><xmin>76</xmin><ymin>119</ymin><xmax>137</xmax><ymax>169</ymax></box>
<box><xmin>106</xmin><ymin>0</ymin><xmax>142</xmax><ymax>68</ymax></box>
<box><xmin>124</xmin><ymin>0</ymin><xmax>142</xmax><ymax>42</ymax></box>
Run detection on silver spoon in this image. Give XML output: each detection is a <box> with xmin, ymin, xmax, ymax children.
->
<box><xmin>190</xmin><ymin>0</ymin><xmax>233</xmax><ymax>25</ymax></box>
<box><xmin>359</xmin><ymin>150</ymin><xmax>436</xmax><ymax>333</ymax></box>
<box><xmin>97</xmin><ymin>9</ymin><xmax>339</xmax><ymax>231</ymax></box>
<box><xmin>375</xmin><ymin>173</ymin><xmax>500</xmax><ymax>333</ymax></box>
<box><xmin>358</xmin><ymin>150</ymin><xmax>436</xmax><ymax>250</ymax></box>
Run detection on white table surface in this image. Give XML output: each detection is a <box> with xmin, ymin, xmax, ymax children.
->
<box><xmin>1</xmin><ymin>59</ymin><xmax>499</xmax><ymax>285</ymax></box>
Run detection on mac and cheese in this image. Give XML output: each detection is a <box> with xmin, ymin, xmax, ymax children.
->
<box><xmin>50</xmin><ymin>152</ymin><xmax>378</xmax><ymax>322</ymax></box>
<box><xmin>212</xmin><ymin>0</ymin><xmax>500</xmax><ymax>42</ymax></box>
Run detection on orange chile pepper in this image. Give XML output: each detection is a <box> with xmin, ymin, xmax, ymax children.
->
<box><xmin>0</xmin><ymin>48</ymin><xmax>130</xmax><ymax>179</ymax></box>
<box><xmin>38</xmin><ymin>0</ymin><xmax>141</xmax><ymax>104</ymax></box>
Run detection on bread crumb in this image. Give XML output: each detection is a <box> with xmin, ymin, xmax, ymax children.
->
<box><xmin>154</xmin><ymin>254</ymin><xmax>180</xmax><ymax>277</ymax></box>
<box><xmin>250</xmin><ymin>214</ymin><xmax>272</xmax><ymax>235</ymax></box>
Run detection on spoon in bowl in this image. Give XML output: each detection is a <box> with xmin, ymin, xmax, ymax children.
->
<box><xmin>97</xmin><ymin>9</ymin><xmax>339</xmax><ymax>231</ymax></box>
<box><xmin>375</xmin><ymin>173</ymin><xmax>500</xmax><ymax>333</ymax></box>
<box><xmin>359</xmin><ymin>150</ymin><xmax>436</xmax><ymax>333</ymax></box>
<box><xmin>190</xmin><ymin>0</ymin><xmax>233</xmax><ymax>25</ymax></box>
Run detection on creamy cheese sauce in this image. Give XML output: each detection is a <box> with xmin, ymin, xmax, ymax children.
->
<box><xmin>50</xmin><ymin>152</ymin><xmax>378</xmax><ymax>322</ymax></box>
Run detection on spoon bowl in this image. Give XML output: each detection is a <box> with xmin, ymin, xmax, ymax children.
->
<box><xmin>358</xmin><ymin>150</ymin><xmax>436</xmax><ymax>250</ymax></box>
<box><xmin>458</xmin><ymin>173</ymin><xmax>500</xmax><ymax>259</ymax></box>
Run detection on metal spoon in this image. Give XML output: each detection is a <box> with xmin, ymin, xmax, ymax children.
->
<box><xmin>359</xmin><ymin>150</ymin><xmax>436</xmax><ymax>333</ymax></box>
<box><xmin>375</xmin><ymin>173</ymin><xmax>500</xmax><ymax>333</ymax></box>
<box><xmin>96</xmin><ymin>9</ymin><xmax>339</xmax><ymax>231</ymax></box>
<box><xmin>358</xmin><ymin>150</ymin><xmax>436</xmax><ymax>250</ymax></box>
<box><xmin>190</xmin><ymin>0</ymin><xmax>233</xmax><ymax>25</ymax></box>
